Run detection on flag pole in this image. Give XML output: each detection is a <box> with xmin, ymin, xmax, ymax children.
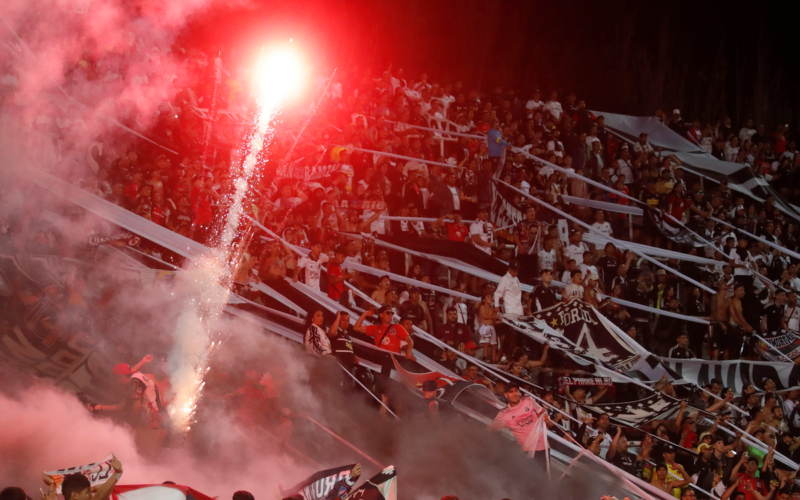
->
<box><xmin>336</xmin><ymin>362</ymin><xmax>402</xmax><ymax>420</ymax></box>
<box><xmin>305</xmin><ymin>416</ymin><xmax>385</xmax><ymax>469</ymax></box>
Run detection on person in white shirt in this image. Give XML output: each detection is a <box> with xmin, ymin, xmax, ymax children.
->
<box><xmin>562</xmin><ymin>270</ymin><xmax>585</xmax><ymax>302</ymax></box>
<box><xmin>591</xmin><ymin>210</ymin><xmax>614</xmax><ymax>238</ymax></box>
<box><xmin>785</xmin><ymin>291</ymin><xmax>800</xmax><ymax>331</ymax></box>
<box><xmin>579</xmin><ymin>251</ymin><xmax>599</xmax><ymax>287</ymax></box>
<box><xmin>739</xmin><ymin>119</ymin><xmax>756</xmax><ymax>145</ymax></box>
<box><xmin>724</xmin><ymin>137</ymin><xmax>740</xmax><ymax>163</ymax></box>
<box><xmin>469</xmin><ymin>207</ymin><xmax>495</xmax><ymax>255</ymax></box>
<box><xmin>546</xmin><ymin>129</ymin><xmax>565</xmax><ymax>158</ymax></box>
<box><xmin>728</xmin><ymin>235</ymin><xmax>753</xmax><ymax>287</ymax></box>
<box><xmin>544</xmin><ymin>91</ymin><xmax>563</xmax><ymax>122</ymax></box>
<box><xmin>494</xmin><ymin>261</ymin><xmax>524</xmax><ymax>317</ymax></box>
<box><xmin>293</xmin><ymin>241</ymin><xmax>330</xmax><ymax>291</ymax></box>
<box><xmin>563</xmin><ymin>230</ymin><xmax>589</xmax><ymax>269</ymax></box>
<box><xmin>525</xmin><ymin>89</ymin><xmax>545</xmax><ymax>118</ymax></box>
<box><xmin>632</xmin><ymin>133</ymin><xmax>653</xmax><ymax>155</ymax></box>
<box><xmin>614</xmin><ymin>147</ymin><xmax>634</xmax><ymax>185</ymax></box>
<box><xmin>537</xmin><ymin>238</ymin><xmax>558</xmax><ymax>272</ymax></box>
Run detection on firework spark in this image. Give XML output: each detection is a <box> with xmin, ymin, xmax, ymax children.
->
<box><xmin>167</xmin><ymin>46</ymin><xmax>305</xmax><ymax>432</ymax></box>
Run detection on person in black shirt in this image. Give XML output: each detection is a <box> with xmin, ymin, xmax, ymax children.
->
<box><xmin>597</xmin><ymin>242</ymin><xmax>619</xmax><ymax>292</ymax></box>
<box><xmin>668</xmin><ymin>333</ymin><xmax>696</xmax><ymax>359</ymax></box>
<box><xmin>399</xmin><ymin>287</ymin><xmax>433</xmax><ymax>333</ymax></box>
<box><xmin>685</xmin><ymin>287</ymin><xmax>708</xmax><ymax>356</ymax></box>
<box><xmin>529</xmin><ymin>268</ymin><xmax>558</xmax><ymax>312</ymax></box>
<box><xmin>607</xmin><ymin>427</ymin><xmax>652</xmax><ymax>480</ymax></box>
<box><xmin>329</xmin><ymin>311</ymin><xmax>357</xmax><ymax>371</ymax></box>
<box><xmin>761</xmin><ymin>289</ymin><xmax>787</xmax><ymax>334</ymax></box>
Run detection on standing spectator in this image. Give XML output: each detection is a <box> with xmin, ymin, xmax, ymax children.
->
<box><xmin>56</xmin><ymin>457</ymin><xmax>124</xmax><ymax>500</ymax></box>
<box><xmin>399</xmin><ymin>287</ymin><xmax>434</xmax><ymax>334</ymax></box>
<box><xmin>562</xmin><ymin>270</ymin><xmax>585</xmax><ymax>301</ymax></box>
<box><xmin>478</xmin><ymin>293</ymin><xmax>500</xmax><ymax>362</ymax></box>
<box><xmin>353</xmin><ymin>306</ymin><xmax>416</xmax><ymax>360</ymax></box>
<box><xmin>544</xmin><ymin>91</ymin><xmax>563</xmax><ymax>122</ymax></box>
<box><xmin>430</xmin><ymin>171</ymin><xmax>462</xmax><ymax>216</ymax></box>
<box><xmin>293</xmin><ymin>241</ymin><xmax>330</xmax><ymax>291</ymax></box>
<box><xmin>494</xmin><ymin>260</ymin><xmax>524</xmax><ymax>316</ymax></box>
<box><xmin>530</xmin><ymin>268</ymin><xmax>558</xmax><ymax>312</ymax></box>
<box><xmin>469</xmin><ymin>207</ymin><xmax>495</xmax><ymax>254</ymax></box>
<box><xmin>488</xmin><ymin>119</ymin><xmax>510</xmax><ymax>161</ymax></box>
<box><xmin>305</xmin><ymin>309</ymin><xmax>332</xmax><ymax>356</ymax></box>
<box><xmin>489</xmin><ymin>383</ymin><xmax>548</xmax><ymax>456</ymax></box>
<box><xmin>438</xmin><ymin>306</ymin><xmax>473</xmax><ymax>347</ymax></box>
<box><xmin>329</xmin><ymin>311</ymin><xmax>357</xmax><ymax>371</ymax></box>
<box><xmin>327</xmin><ymin>246</ymin><xmax>355</xmax><ymax>301</ymax></box>
<box><xmin>667</xmin><ymin>332</ymin><xmax>695</xmax><ymax>359</ymax></box>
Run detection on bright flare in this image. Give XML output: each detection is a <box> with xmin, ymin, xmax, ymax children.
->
<box><xmin>254</xmin><ymin>47</ymin><xmax>305</xmax><ymax>105</ymax></box>
<box><xmin>167</xmin><ymin>47</ymin><xmax>304</xmax><ymax>433</ymax></box>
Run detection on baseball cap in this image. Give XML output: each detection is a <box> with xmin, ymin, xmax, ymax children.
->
<box><xmin>465</xmin><ymin>341</ymin><xmax>478</xmax><ymax>350</ymax></box>
<box><xmin>589</xmin><ymin>272</ymin><xmax>600</xmax><ymax>281</ymax></box>
<box><xmin>509</xmin><ymin>260</ymin><xmax>521</xmax><ymax>270</ymax></box>
<box><xmin>377</xmin><ymin>305</ymin><xmax>393</xmax><ymax>316</ymax></box>
<box><xmin>112</xmin><ymin>363</ymin><xmax>132</xmax><ymax>376</ymax></box>
<box><xmin>673</xmin><ymin>109</ymin><xmax>681</xmax><ymax>115</ymax></box>
<box><xmin>662</xmin><ymin>444</ymin><xmax>676</xmax><ymax>454</ymax></box>
<box><xmin>656</xmin><ymin>269</ymin><xmax>666</xmax><ymax>276</ymax></box>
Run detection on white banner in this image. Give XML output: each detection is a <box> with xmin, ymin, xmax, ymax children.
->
<box><xmin>45</xmin><ymin>454</ymin><xmax>116</xmax><ymax>493</ymax></box>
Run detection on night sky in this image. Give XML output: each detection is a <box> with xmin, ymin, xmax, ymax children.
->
<box><xmin>179</xmin><ymin>0</ymin><xmax>800</xmax><ymax>130</ymax></box>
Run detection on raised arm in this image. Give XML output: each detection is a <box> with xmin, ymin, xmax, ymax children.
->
<box><xmin>129</xmin><ymin>354</ymin><xmax>154</xmax><ymax>374</ymax></box>
<box><xmin>329</xmin><ymin>312</ymin><xmax>341</xmax><ymax>338</ymax></box>
<box><xmin>91</xmin><ymin>457</ymin><xmax>124</xmax><ymax>500</ymax></box>
<box><xmin>358</xmin><ymin>209</ymin><xmax>385</xmax><ymax>233</ymax></box>
<box><xmin>353</xmin><ymin>309</ymin><xmax>374</xmax><ymax>334</ymax></box>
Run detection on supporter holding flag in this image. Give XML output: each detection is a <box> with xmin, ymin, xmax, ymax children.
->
<box><xmin>489</xmin><ymin>383</ymin><xmax>549</xmax><ymax>459</ymax></box>
<box><xmin>42</xmin><ymin>457</ymin><xmax>124</xmax><ymax>500</ymax></box>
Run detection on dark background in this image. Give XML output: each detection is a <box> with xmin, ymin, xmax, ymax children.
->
<box><xmin>180</xmin><ymin>0</ymin><xmax>800</xmax><ymax>130</ymax></box>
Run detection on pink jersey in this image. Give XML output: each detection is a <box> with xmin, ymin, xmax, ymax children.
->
<box><xmin>492</xmin><ymin>395</ymin><xmax>547</xmax><ymax>451</ymax></box>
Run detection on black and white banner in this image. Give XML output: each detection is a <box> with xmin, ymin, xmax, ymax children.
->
<box><xmin>512</xmin><ymin>299</ymin><xmax>673</xmax><ymax>382</ymax></box>
<box><xmin>491</xmin><ymin>182</ymin><xmax>525</xmax><ymax>229</ymax></box>
<box><xmin>346</xmin><ymin>466</ymin><xmax>397</xmax><ymax>500</ymax></box>
<box><xmin>757</xmin><ymin>330</ymin><xmax>800</xmax><ymax>363</ymax></box>
<box><xmin>646</xmin><ymin>209</ymin><xmax>706</xmax><ymax>247</ymax></box>
<box><xmin>660</xmin><ymin>357</ymin><xmax>800</xmax><ymax>394</ymax></box>
<box><xmin>581</xmin><ymin>393</ymin><xmax>683</xmax><ymax>426</ymax></box>
<box><xmin>279</xmin><ymin>464</ymin><xmax>357</xmax><ymax>500</ymax></box>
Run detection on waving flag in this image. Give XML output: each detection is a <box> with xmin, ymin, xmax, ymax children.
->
<box><xmin>278</xmin><ymin>464</ymin><xmax>357</xmax><ymax>500</ymax></box>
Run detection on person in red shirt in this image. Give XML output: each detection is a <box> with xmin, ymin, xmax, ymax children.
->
<box><xmin>353</xmin><ymin>306</ymin><xmax>415</xmax><ymax>360</ymax></box>
<box><xmin>432</xmin><ymin>211</ymin><xmax>469</xmax><ymax>242</ymax></box>
<box><xmin>327</xmin><ymin>246</ymin><xmax>355</xmax><ymax>300</ymax></box>
<box><xmin>665</xmin><ymin>183</ymin><xmax>688</xmax><ymax>225</ymax></box>
<box><xmin>729</xmin><ymin>452</ymin><xmax>770</xmax><ymax>500</ymax></box>
<box><xmin>124</xmin><ymin>170</ymin><xmax>143</xmax><ymax>204</ymax></box>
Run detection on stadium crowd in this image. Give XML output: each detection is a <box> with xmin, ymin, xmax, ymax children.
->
<box><xmin>4</xmin><ymin>48</ymin><xmax>800</xmax><ymax>500</ymax></box>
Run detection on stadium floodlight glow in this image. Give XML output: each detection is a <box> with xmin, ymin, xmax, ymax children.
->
<box><xmin>254</xmin><ymin>46</ymin><xmax>305</xmax><ymax>104</ymax></box>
